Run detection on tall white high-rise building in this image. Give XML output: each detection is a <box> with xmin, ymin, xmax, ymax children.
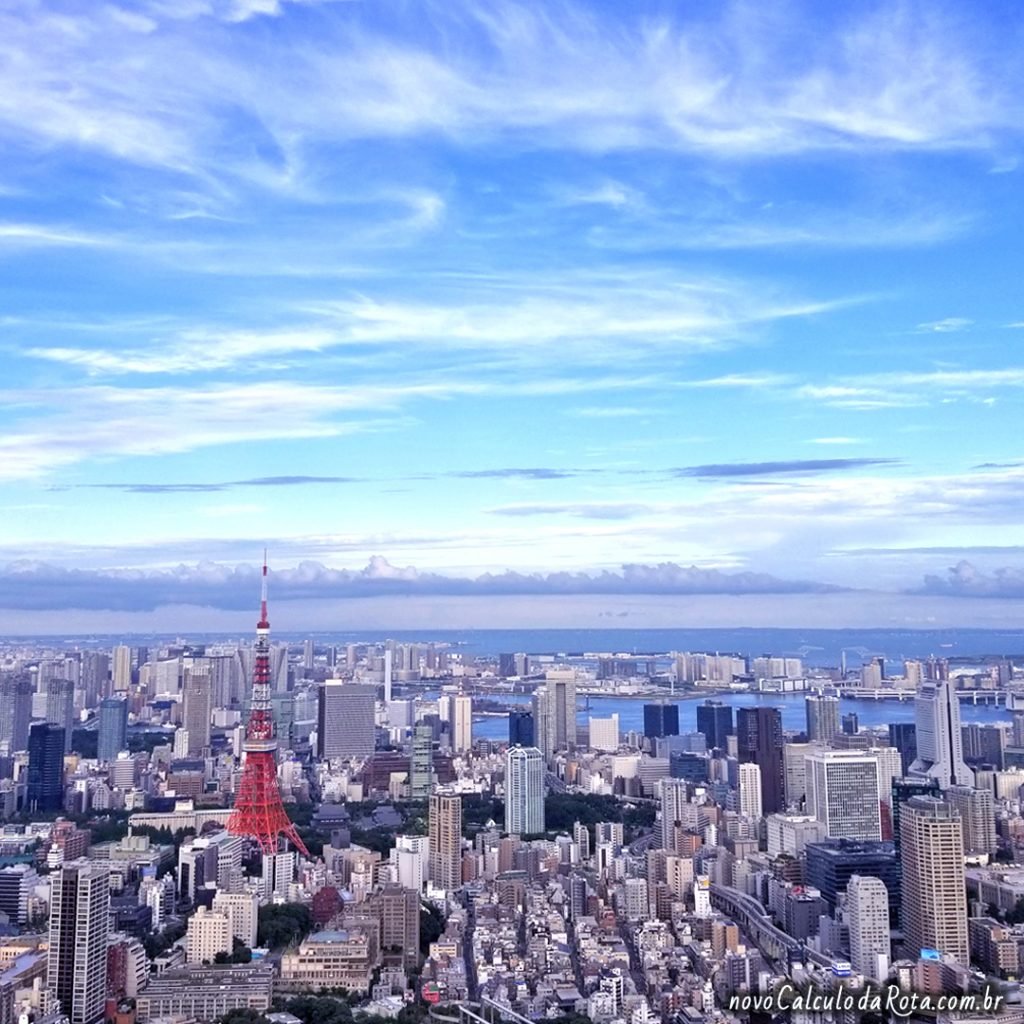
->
<box><xmin>211</xmin><ymin>889</ymin><xmax>259</xmax><ymax>948</ymax></box>
<box><xmin>805</xmin><ymin>694</ymin><xmax>840</xmax><ymax>743</ymax></box>
<box><xmin>47</xmin><ymin>859</ymin><xmax>110</xmax><ymax>1024</ymax></box>
<box><xmin>391</xmin><ymin>835</ymin><xmax>429</xmax><ymax>891</ymax></box>
<box><xmin>847</xmin><ymin>875</ymin><xmax>891</xmax><ymax>982</ymax></box>
<box><xmin>262</xmin><ymin>851</ymin><xmax>295</xmax><ymax>901</ymax></box>
<box><xmin>383</xmin><ymin>649</ymin><xmax>393</xmax><ymax>704</ymax></box>
<box><xmin>505</xmin><ymin>746</ymin><xmax>546</xmax><ymax>836</ymax></box>
<box><xmin>805</xmin><ymin>751</ymin><xmax>881</xmax><ymax>840</ymax></box>
<box><xmin>186</xmin><ymin>906</ymin><xmax>232</xmax><ymax>963</ymax></box>
<box><xmin>112</xmin><ymin>645</ymin><xmax>132</xmax><ymax>694</ymax></box>
<box><xmin>868</xmin><ymin>746</ymin><xmax>904</xmax><ymax>806</ymax></box>
<box><xmin>589</xmin><ymin>714</ymin><xmax>619</xmax><ymax>752</ymax></box>
<box><xmin>737</xmin><ymin>762</ymin><xmax>763</xmax><ymax>819</ymax></box>
<box><xmin>658</xmin><ymin>778</ymin><xmax>691</xmax><ymax>850</ymax></box>
<box><xmin>451</xmin><ymin>694</ymin><xmax>472</xmax><ymax>753</ymax></box>
<box><xmin>909</xmin><ymin>681</ymin><xmax>974</xmax><ymax>790</ymax></box>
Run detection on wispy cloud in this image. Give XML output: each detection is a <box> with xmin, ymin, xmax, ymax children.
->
<box><xmin>915</xmin><ymin>316</ymin><xmax>973</xmax><ymax>333</ymax></box>
<box><xmin>25</xmin><ymin>275</ymin><xmax>841</xmax><ymax>374</ymax></box>
<box><xmin>0</xmin><ymin>223</ymin><xmax>115</xmax><ymax>248</ymax></box>
<box><xmin>0</xmin><ymin>381</ymin><xmax>469</xmax><ymax>481</ymax></box>
<box><xmin>66</xmin><ymin>475</ymin><xmax>364</xmax><ymax>494</ymax></box>
<box><xmin>809</xmin><ymin>437</ymin><xmax>865</xmax><ymax>445</ymax></box>
<box><xmin>0</xmin><ymin>0</ymin><xmax>1015</xmax><ymax>190</ymax></box>
<box><xmin>673</xmin><ymin>458</ymin><xmax>899</xmax><ymax>478</ymax></box>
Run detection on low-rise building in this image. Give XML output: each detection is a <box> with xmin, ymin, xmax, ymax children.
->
<box><xmin>279</xmin><ymin>928</ymin><xmax>378</xmax><ymax>993</ymax></box>
<box><xmin>134</xmin><ymin>964</ymin><xmax>274</xmax><ymax>1022</ymax></box>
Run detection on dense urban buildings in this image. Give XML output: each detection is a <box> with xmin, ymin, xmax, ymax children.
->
<box><xmin>0</xmin><ymin>626</ymin><xmax>1017</xmax><ymax>1023</ymax></box>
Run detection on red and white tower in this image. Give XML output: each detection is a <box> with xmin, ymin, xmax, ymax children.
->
<box><xmin>227</xmin><ymin>556</ymin><xmax>309</xmax><ymax>857</ymax></box>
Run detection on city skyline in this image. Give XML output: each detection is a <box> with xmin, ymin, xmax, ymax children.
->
<box><xmin>3</xmin><ymin>1</ymin><xmax>1024</xmax><ymax>631</ymax></box>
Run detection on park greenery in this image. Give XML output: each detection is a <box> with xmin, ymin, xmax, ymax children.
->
<box><xmin>258</xmin><ymin>903</ymin><xmax>313</xmax><ymax>949</ymax></box>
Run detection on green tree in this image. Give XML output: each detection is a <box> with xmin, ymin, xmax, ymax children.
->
<box><xmin>419</xmin><ymin>904</ymin><xmax>445</xmax><ymax>954</ymax></box>
<box><xmin>1005</xmin><ymin>897</ymin><xmax>1024</xmax><ymax>925</ymax></box>
<box><xmin>218</xmin><ymin>1010</ymin><xmax>270</xmax><ymax>1024</ymax></box>
<box><xmin>283</xmin><ymin>995</ymin><xmax>353</xmax><ymax>1024</ymax></box>
<box><xmin>258</xmin><ymin>903</ymin><xmax>313</xmax><ymax>949</ymax></box>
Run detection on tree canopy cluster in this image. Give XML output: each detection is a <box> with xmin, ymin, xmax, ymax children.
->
<box><xmin>257</xmin><ymin>903</ymin><xmax>313</xmax><ymax>949</ymax></box>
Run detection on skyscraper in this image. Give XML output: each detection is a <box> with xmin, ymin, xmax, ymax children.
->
<box><xmin>588</xmin><ymin>715</ymin><xmax>619</xmax><ymax>752</ymax></box>
<box><xmin>805</xmin><ymin>694</ymin><xmax>840</xmax><ymax>743</ymax></box>
<box><xmin>891</xmin><ymin>777</ymin><xmax>941</xmax><ymax>856</ymax></box>
<box><xmin>0</xmin><ymin>673</ymin><xmax>32</xmax><ymax>754</ymax></box>
<box><xmin>736</xmin><ymin>707</ymin><xmax>784</xmax><ymax>813</ymax></box>
<box><xmin>505</xmin><ymin>746</ymin><xmax>545</xmax><ymax>836</ymax></box>
<box><xmin>888</xmin><ymin>722</ymin><xmax>917</xmax><ymax>776</ymax></box>
<box><xmin>508</xmin><ymin>710</ymin><xmax>534</xmax><ymax>747</ymax></box>
<box><xmin>97</xmin><ymin>696</ymin><xmax>128</xmax><ymax>763</ymax></box>
<box><xmin>112</xmin><ymin>645</ymin><xmax>132</xmax><ymax>693</ymax></box>
<box><xmin>805</xmin><ymin>751</ymin><xmax>882</xmax><ymax>841</ymax></box>
<box><xmin>696</xmin><ymin>701</ymin><xmax>733</xmax><ymax>750</ymax></box>
<box><xmin>80</xmin><ymin>652</ymin><xmax>110</xmax><ymax>708</ymax></box>
<box><xmin>909</xmin><ymin>681</ymin><xmax>973</xmax><ymax>790</ymax></box>
<box><xmin>737</xmin><ymin>763</ymin><xmax>763</xmax><ymax>818</ymax></box>
<box><xmin>805</xmin><ymin>839</ymin><xmax>900</xmax><ymax>922</ymax></box>
<box><xmin>47</xmin><ymin>859</ymin><xmax>110</xmax><ymax>1024</ymax></box>
<box><xmin>318</xmin><ymin>683</ymin><xmax>376</xmax><ymax>759</ymax></box>
<box><xmin>847</xmin><ymin>875</ymin><xmax>891</xmax><ymax>983</ymax></box>
<box><xmin>450</xmin><ymin>694</ymin><xmax>472</xmax><ymax>753</ymax></box>
<box><xmin>409</xmin><ymin>723</ymin><xmax>434</xmax><ymax>800</ymax></box>
<box><xmin>945</xmin><ymin>785</ymin><xmax>996</xmax><ymax>856</ymax></box>
<box><xmin>531</xmin><ymin>688</ymin><xmax>550</xmax><ymax>759</ymax></box>
<box><xmin>379</xmin><ymin>884</ymin><xmax>421</xmax><ymax>968</ymax></box>
<box><xmin>534</xmin><ymin>674</ymin><xmax>576</xmax><ymax>760</ymax></box>
<box><xmin>657</xmin><ymin>778</ymin><xmax>690</xmax><ymax>850</ymax></box>
<box><xmin>45</xmin><ymin>678</ymin><xmax>75</xmax><ymax>755</ymax></box>
<box><xmin>643</xmin><ymin>703</ymin><xmax>680</xmax><ymax>740</ymax></box>
<box><xmin>428</xmin><ymin>794</ymin><xmax>462</xmax><ymax>892</ymax></box>
<box><xmin>27</xmin><ymin>723</ymin><xmax>65</xmax><ymax>812</ymax></box>
<box><xmin>900</xmin><ymin>796</ymin><xmax>969</xmax><ymax>965</ymax></box>
<box><xmin>182</xmin><ymin>663</ymin><xmax>212</xmax><ymax>757</ymax></box>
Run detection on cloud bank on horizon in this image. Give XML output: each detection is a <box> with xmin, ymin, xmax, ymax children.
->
<box><xmin>2</xmin><ymin>0</ymin><xmax>1024</xmax><ymax>629</ymax></box>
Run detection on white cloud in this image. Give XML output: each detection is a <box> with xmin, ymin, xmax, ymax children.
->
<box><xmin>25</xmin><ymin>275</ymin><xmax>841</xmax><ymax>374</ymax></box>
<box><xmin>0</xmin><ymin>380</ymin><xmax>472</xmax><ymax>481</ymax></box>
<box><xmin>0</xmin><ymin>0</ymin><xmax>1015</xmax><ymax>188</ymax></box>
<box><xmin>915</xmin><ymin>316</ymin><xmax>973</xmax><ymax>333</ymax></box>
<box><xmin>0</xmin><ymin>223</ymin><xmax>115</xmax><ymax>248</ymax></box>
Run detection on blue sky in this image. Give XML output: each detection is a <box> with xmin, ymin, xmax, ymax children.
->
<box><xmin>3</xmin><ymin>0</ymin><xmax>1024</xmax><ymax>631</ymax></box>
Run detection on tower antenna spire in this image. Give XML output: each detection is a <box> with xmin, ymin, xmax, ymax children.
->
<box><xmin>260</xmin><ymin>548</ymin><xmax>269</xmax><ymax>626</ymax></box>
<box><xmin>228</xmin><ymin>552</ymin><xmax>309</xmax><ymax>857</ymax></box>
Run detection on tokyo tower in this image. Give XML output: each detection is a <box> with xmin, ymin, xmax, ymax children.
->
<box><xmin>227</xmin><ymin>556</ymin><xmax>309</xmax><ymax>857</ymax></box>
